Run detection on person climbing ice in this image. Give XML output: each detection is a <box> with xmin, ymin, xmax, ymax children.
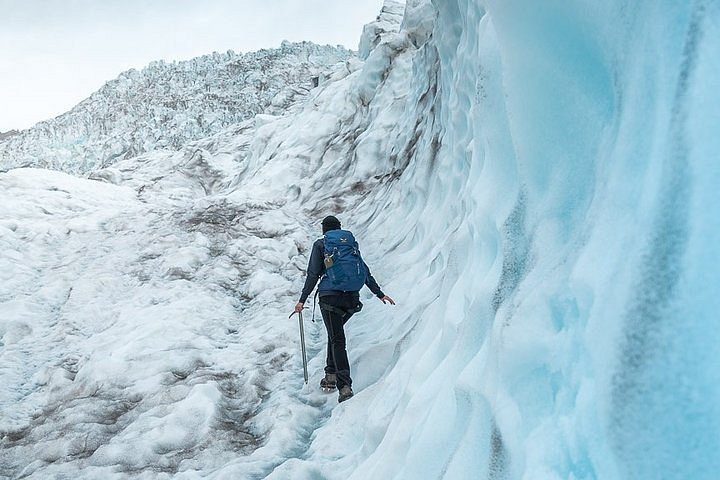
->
<box><xmin>294</xmin><ymin>215</ymin><xmax>395</xmax><ymax>403</ymax></box>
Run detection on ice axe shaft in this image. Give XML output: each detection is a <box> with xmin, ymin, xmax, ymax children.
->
<box><xmin>290</xmin><ymin>310</ymin><xmax>309</xmax><ymax>384</ymax></box>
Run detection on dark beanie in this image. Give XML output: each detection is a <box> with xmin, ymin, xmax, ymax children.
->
<box><xmin>321</xmin><ymin>215</ymin><xmax>341</xmax><ymax>233</ymax></box>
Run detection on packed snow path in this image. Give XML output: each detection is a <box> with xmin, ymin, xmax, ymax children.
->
<box><xmin>0</xmin><ymin>167</ymin><xmax>325</xmax><ymax>477</ymax></box>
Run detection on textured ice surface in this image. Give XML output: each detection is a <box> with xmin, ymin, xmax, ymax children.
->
<box><xmin>0</xmin><ymin>42</ymin><xmax>354</xmax><ymax>175</ymax></box>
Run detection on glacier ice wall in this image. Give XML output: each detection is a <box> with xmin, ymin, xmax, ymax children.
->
<box><xmin>343</xmin><ymin>0</ymin><xmax>720</xmax><ymax>478</ymax></box>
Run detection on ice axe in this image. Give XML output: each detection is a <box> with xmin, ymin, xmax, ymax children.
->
<box><xmin>289</xmin><ymin>310</ymin><xmax>308</xmax><ymax>384</ymax></box>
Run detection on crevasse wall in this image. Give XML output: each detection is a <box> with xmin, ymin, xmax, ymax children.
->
<box><xmin>352</xmin><ymin>0</ymin><xmax>719</xmax><ymax>478</ymax></box>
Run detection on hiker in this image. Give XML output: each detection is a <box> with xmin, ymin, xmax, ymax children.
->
<box><xmin>294</xmin><ymin>215</ymin><xmax>395</xmax><ymax>403</ymax></box>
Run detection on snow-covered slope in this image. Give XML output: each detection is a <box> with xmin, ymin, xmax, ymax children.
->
<box><xmin>0</xmin><ymin>42</ymin><xmax>353</xmax><ymax>175</ymax></box>
<box><xmin>2</xmin><ymin>1</ymin><xmax>718</xmax><ymax>479</ymax></box>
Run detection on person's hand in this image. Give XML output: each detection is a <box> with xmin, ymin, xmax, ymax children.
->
<box><xmin>294</xmin><ymin>302</ymin><xmax>304</xmax><ymax>313</ymax></box>
<box><xmin>380</xmin><ymin>295</ymin><xmax>395</xmax><ymax>305</ymax></box>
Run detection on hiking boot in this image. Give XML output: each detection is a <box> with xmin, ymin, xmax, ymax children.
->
<box><xmin>338</xmin><ymin>385</ymin><xmax>354</xmax><ymax>403</ymax></box>
<box><xmin>320</xmin><ymin>373</ymin><xmax>337</xmax><ymax>392</ymax></box>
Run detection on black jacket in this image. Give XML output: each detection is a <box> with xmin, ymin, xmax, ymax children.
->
<box><xmin>299</xmin><ymin>236</ymin><xmax>384</xmax><ymax>303</ymax></box>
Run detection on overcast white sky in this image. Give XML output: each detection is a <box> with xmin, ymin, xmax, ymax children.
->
<box><xmin>0</xmin><ymin>0</ymin><xmax>385</xmax><ymax>132</ymax></box>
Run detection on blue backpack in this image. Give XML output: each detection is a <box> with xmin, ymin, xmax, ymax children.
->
<box><xmin>319</xmin><ymin>229</ymin><xmax>368</xmax><ymax>292</ymax></box>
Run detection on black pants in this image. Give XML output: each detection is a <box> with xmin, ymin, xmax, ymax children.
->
<box><xmin>319</xmin><ymin>293</ymin><xmax>360</xmax><ymax>389</ymax></box>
